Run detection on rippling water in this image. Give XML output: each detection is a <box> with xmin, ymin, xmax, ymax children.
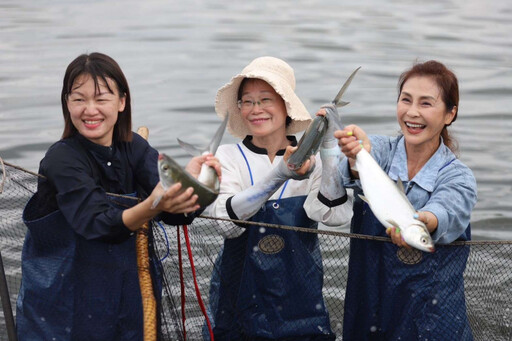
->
<box><xmin>1</xmin><ymin>0</ymin><xmax>511</xmax><ymax>238</ymax></box>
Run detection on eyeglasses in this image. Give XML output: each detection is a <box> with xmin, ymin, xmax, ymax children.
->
<box><xmin>237</xmin><ymin>98</ymin><xmax>275</xmax><ymax>111</ymax></box>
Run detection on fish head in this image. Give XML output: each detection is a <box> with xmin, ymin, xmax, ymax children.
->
<box><xmin>401</xmin><ymin>221</ymin><xmax>435</xmax><ymax>253</ymax></box>
<box><xmin>287</xmin><ymin>160</ymin><xmax>303</xmax><ymax>171</ymax></box>
<box><xmin>157</xmin><ymin>153</ymin><xmax>182</xmax><ymax>190</ymax></box>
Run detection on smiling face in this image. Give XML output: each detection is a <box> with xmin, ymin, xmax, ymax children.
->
<box><xmin>66</xmin><ymin>74</ymin><xmax>126</xmax><ymax>146</ymax></box>
<box><xmin>239</xmin><ymin>79</ymin><xmax>288</xmax><ymax>141</ymax></box>
<box><xmin>397</xmin><ymin>75</ymin><xmax>456</xmax><ymax>154</ymax></box>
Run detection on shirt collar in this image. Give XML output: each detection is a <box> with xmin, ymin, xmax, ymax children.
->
<box><xmin>242</xmin><ymin>135</ymin><xmax>297</xmax><ymax>155</ymax></box>
<box><xmin>388</xmin><ymin>136</ymin><xmax>456</xmax><ymax>192</ymax></box>
<box><xmin>76</xmin><ymin>133</ymin><xmax>116</xmax><ymax>159</ymax></box>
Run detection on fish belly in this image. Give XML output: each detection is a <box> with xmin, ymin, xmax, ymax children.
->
<box><xmin>356</xmin><ymin>149</ymin><xmax>413</xmax><ymax>229</ymax></box>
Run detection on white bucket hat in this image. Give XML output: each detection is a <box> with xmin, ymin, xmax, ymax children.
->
<box><xmin>215</xmin><ymin>56</ymin><xmax>312</xmax><ymax>139</ymax></box>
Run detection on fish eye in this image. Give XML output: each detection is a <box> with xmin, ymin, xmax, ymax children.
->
<box><xmin>162</xmin><ymin>165</ymin><xmax>169</xmax><ymax>171</ymax></box>
<box><xmin>421</xmin><ymin>238</ymin><xmax>427</xmax><ymax>244</ymax></box>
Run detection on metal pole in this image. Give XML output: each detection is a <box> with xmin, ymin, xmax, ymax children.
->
<box><xmin>0</xmin><ymin>250</ymin><xmax>18</xmax><ymax>341</ymax></box>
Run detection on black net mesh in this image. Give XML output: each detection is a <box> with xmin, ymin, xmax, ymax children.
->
<box><xmin>1</xmin><ymin>159</ymin><xmax>512</xmax><ymax>340</ymax></box>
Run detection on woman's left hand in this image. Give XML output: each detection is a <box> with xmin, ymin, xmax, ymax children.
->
<box><xmin>414</xmin><ymin>211</ymin><xmax>438</xmax><ymax>234</ymax></box>
<box><xmin>283</xmin><ymin>145</ymin><xmax>316</xmax><ymax>177</ymax></box>
<box><xmin>185</xmin><ymin>153</ymin><xmax>222</xmax><ymax>182</ymax></box>
<box><xmin>386</xmin><ymin>226</ymin><xmax>412</xmax><ymax>249</ymax></box>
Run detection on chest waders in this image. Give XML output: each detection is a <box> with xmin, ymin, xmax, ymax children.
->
<box><xmin>211</xmin><ymin>145</ymin><xmax>335</xmax><ymax>340</ymax></box>
<box><xmin>343</xmin><ymin>158</ymin><xmax>473</xmax><ymax>341</ymax></box>
<box><xmin>17</xmin><ymin>193</ymin><xmax>153</xmax><ymax>341</ymax></box>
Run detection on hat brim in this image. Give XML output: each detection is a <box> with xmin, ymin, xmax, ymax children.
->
<box><xmin>215</xmin><ymin>71</ymin><xmax>312</xmax><ymax>139</ymax></box>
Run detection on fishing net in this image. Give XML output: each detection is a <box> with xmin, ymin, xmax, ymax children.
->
<box><xmin>1</xmin><ymin>158</ymin><xmax>512</xmax><ymax>341</ymax></box>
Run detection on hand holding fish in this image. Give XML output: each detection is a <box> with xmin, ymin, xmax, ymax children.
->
<box><xmin>281</xmin><ymin>145</ymin><xmax>315</xmax><ymax>179</ymax></box>
<box><xmin>335</xmin><ymin>124</ymin><xmax>371</xmax><ymax>178</ymax></box>
<box><xmin>386</xmin><ymin>227</ymin><xmax>412</xmax><ymax>250</ymax></box>
<box><xmin>316</xmin><ymin>104</ymin><xmax>341</xmax><ymax>149</ymax></box>
<box><xmin>185</xmin><ymin>153</ymin><xmax>222</xmax><ymax>183</ymax></box>
<box><xmin>336</xmin><ymin>124</ymin><xmax>371</xmax><ymax>158</ymax></box>
<box><xmin>386</xmin><ymin>210</ymin><xmax>438</xmax><ymax>249</ymax></box>
<box><xmin>149</xmin><ymin>181</ymin><xmax>200</xmax><ymax>214</ymax></box>
<box><xmin>414</xmin><ymin>211</ymin><xmax>438</xmax><ymax>234</ymax></box>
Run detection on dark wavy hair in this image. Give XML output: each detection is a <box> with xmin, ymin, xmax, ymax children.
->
<box><xmin>397</xmin><ymin>60</ymin><xmax>459</xmax><ymax>153</ymax></box>
<box><xmin>61</xmin><ymin>52</ymin><xmax>132</xmax><ymax>142</ymax></box>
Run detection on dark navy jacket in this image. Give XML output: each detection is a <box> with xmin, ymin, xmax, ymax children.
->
<box><xmin>16</xmin><ymin>133</ymin><xmax>192</xmax><ymax>340</ymax></box>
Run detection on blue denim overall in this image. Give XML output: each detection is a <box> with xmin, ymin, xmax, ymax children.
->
<box><xmin>209</xmin><ymin>146</ymin><xmax>335</xmax><ymax>341</ymax></box>
<box><xmin>343</xmin><ymin>183</ymin><xmax>473</xmax><ymax>340</ymax></box>
<box><xmin>17</xmin><ymin>193</ymin><xmax>157</xmax><ymax>341</ymax></box>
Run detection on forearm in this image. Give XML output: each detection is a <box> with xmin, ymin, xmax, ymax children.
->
<box><xmin>230</xmin><ymin>169</ymin><xmax>287</xmax><ymax>220</ymax></box>
<box><xmin>122</xmin><ymin>198</ymin><xmax>159</xmax><ymax>231</ymax></box>
<box><xmin>318</xmin><ymin>144</ymin><xmax>347</xmax><ymax>205</ymax></box>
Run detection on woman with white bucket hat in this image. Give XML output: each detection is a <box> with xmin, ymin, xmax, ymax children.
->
<box><xmin>205</xmin><ymin>56</ymin><xmax>352</xmax><ymax>340</ymax></box>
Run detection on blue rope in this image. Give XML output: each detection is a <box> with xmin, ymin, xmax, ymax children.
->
<box><xmin>237</xmin><ymin>143</ymin><xmax>288</xmax><ymax>209</ymax></box>
<box><xmin>237</xmin><ymin>143</ymin><xmax>254</xmax><ymax>185</ymax></box>
<box><xmin>155</xmin><ymin>220</ymin><xmax>170</xmax><ymax>262</ymax></box>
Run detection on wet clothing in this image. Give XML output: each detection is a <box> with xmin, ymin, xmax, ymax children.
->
<box><xmin>340</xmin><ymin>135</ymin><xmax>477</xmax><ymax>340</ymax></box>
<box><xmin>16</xmin><ymin>133</ymin><xmax>193</xmax><ymax>341</ymax></box>
<box><xmin>206</xmin><ymin>136</ymin><xmax>352</xmax><ymax>340</ymax></box>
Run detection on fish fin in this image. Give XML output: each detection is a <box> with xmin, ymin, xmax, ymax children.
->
<box><xmin>396</xmin><ymin>177</ymin><xmax>405</xmax><ymax>193</ymax></box>
<box><xmin>332</xmin><ymin>66</ymin><xmax>361</xmax><ymax>106</ymax></box>
<box><xmin>336</xmin><ymin>100</ymin><xmax>350</xmax><ymax>107</ymax></box>
<box><xmin>386</xmin><ymin>219</ymin><xmax>399</xmax><ymax>227</ymax></box>
<box><xmin>177</xmin><ymin>112</ymin><xmax>229</xmax><ymax>157</ymax></box>
<box><xmin>177</xmin><ymin>138</ymin><xmax>203</xmax><ymax>157</ymax></box>
<box><xmin>206</xmin><ymin>111</ymin><xmax>229</xmax><ymax>155</ymax></box>
<box><xmin>358</xmin><ymin>194</ymin><xmax>369</xmax><ymax>204</ymax></box>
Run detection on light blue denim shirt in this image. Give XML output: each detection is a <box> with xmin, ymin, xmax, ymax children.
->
<box><xmin>339</xmin><ymin>135</ymin><xmax>477</xmax><ymax>244</ymax></box>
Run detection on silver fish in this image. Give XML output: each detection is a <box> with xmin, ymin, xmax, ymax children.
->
<box><xmin>287</xmin><ymin>67</ymin><xmax>361</xmax><ymax>171</ymax></box>
<box><xmin>354</xmin><ymin>148</ymin><xmax>435</xmax><ymax>253</ymax></box>
<box><xmin>155</xmin><ymin>153</ymin><xmax>219</xmax><ymax>209</ymax></box>
<box><xmin>151</xmin><ymin>113</ymin><xmax>228</xmax><ymax>209</ymax></box>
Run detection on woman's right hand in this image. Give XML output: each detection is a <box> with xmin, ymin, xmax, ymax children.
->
<box><xmin>123</xmin><ymin>182</ymin><xmax>200</xmax><ymax>231</ymax></box>
<box><xmin>334</xmin><ymin>124</ymin><xmax>371</xmax><ymax>176</ymax></box>
<box><xmin>150</xmin><ymin>181</ymin><xmax>200</xmax><ymax>214</ymax></box>
<box><xmin>334</xmin><ymin>124</ymin><xmax>371</xmax><ymax>158</ymax></box>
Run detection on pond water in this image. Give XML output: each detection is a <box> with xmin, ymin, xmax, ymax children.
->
<box><xmin>1</xmin><ymin>0</ymin><xmax>511</xmax><ymax>237</ymax></box>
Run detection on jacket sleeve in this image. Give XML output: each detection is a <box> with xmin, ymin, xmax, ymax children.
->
<box><xmin>42</xmin><ymin>142</ymin><xmax>130</xmax><ymax>241</ymax></box>
<box><xmin>304</xmin><ymin>154</ymin><xmax>353</xmax><ymax>227</ymax></box>
<box><xmin>422</xmin><ymin>162</ymin><xmax>477</xmax><ymax>244</ymax></box>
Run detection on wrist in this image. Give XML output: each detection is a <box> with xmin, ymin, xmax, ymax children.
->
<box><xmin>320</xmin><ymin>145</ymin><xmax>341</xmax><ymax>159</ymax></box>
<box><xmin>321</xmin><ymin>138</ymin><xmax>338</xmax><ymax>149</ymax></box>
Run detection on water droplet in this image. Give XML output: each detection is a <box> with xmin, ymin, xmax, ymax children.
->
<box><xmin>253</xmin><ymin>246</ymin><xmax>259</xmax><ymax>252</ymax></box>
<box><xmin>317</xmin><ymin>325</ymin><xmax>323</xmax><ymax>331</ymax></box>
<box><xmin>316</xmin><ymin>303</ymin><xmax>322</xmax><ymax>310</ymax></box>
<box><xmin>370</xmin><ymin>326</ymin><xmax>377</xmax><ymax>332</ymax></box>
<box><xmin>432</xmin><ymin>298</ymin><xmax>438</xmax><ymax>305</ymax></box>
<box><xmin>40</xmin><ymin>317</ymin><xmax>46</xmax><ymax>322</ymax></box>
<box><xmin>259</xmin><ymin>227</ymin><xmax>266</xmax><ymax>233</ymax></box>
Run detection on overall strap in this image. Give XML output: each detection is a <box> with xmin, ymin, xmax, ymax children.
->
<box><xmin>236</xmin><ymin>143</ymin><xmax>288</xmax><ymax>209</ymax></box>
<box><xmin>237</xmin><ymin>143</ymin><xmax>254</xmax><ymax>186</ymax></box>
